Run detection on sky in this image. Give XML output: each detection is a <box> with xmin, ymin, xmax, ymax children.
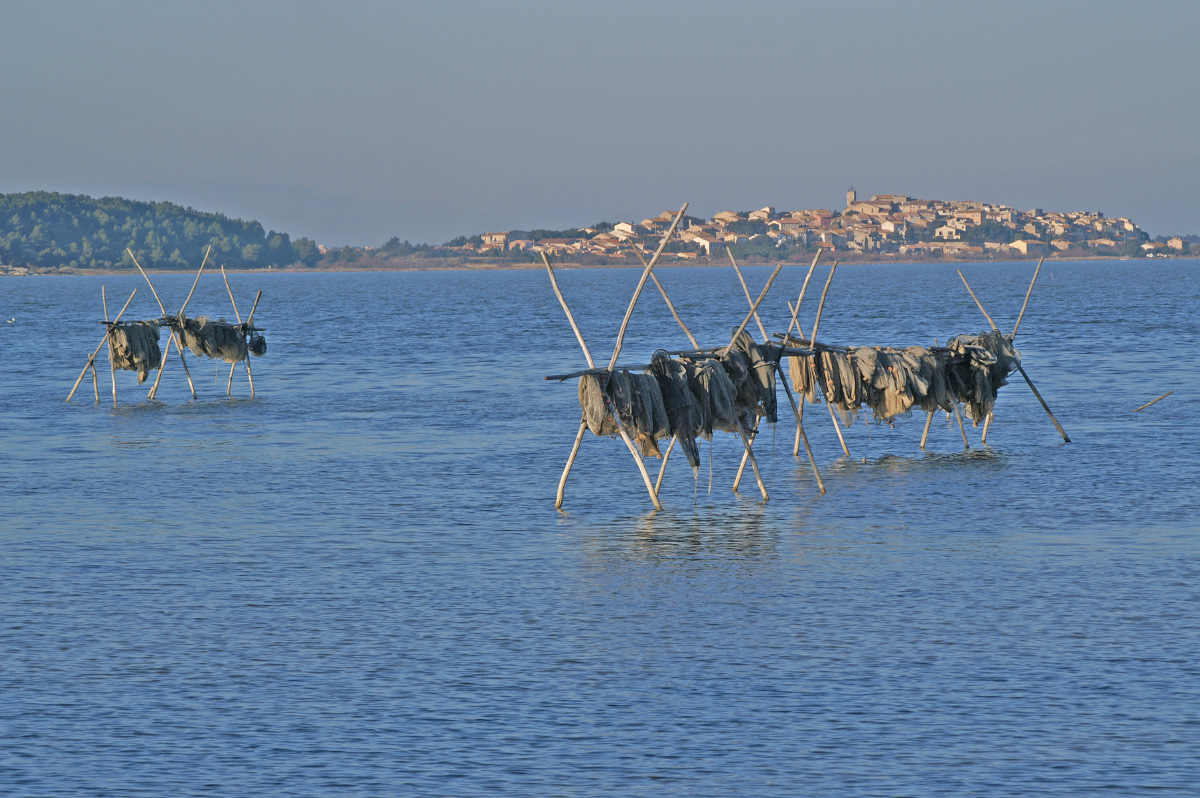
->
<box><xmin>2</xmin><ymin>0</ymin><xmax>1198</xmax><ymax>246</ymax></box>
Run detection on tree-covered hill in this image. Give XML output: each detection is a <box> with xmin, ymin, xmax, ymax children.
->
<box><xmin>0</xmin><ymin>192</ymin><xmax>320</xmax><ymax>271</ymax></box>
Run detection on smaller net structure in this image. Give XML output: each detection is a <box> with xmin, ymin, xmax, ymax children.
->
<box><xmin>107</xmin><ymin>321</ymin><xmax>163</xmax><ymax>383</ymax></box>
<box><xmin>785</xmin><ymin>329</ymin><xmax>1018</xmax><ymax>427</ymax></box>
<box><xmin>170</xmin><ymin>315</ymin><xmax>266</xmax><ymax>364</ymax></box>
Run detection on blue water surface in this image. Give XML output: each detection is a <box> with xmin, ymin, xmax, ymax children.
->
<box><xmin>1</xmin><ymin>260</ymin><xmax>1198</xmax><ymax>796</ymax></box>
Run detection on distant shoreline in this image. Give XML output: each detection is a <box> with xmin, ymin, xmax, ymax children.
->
<box><xmin>3</xmin><ymin>251</ymin><xmax>1193</xmax><ymax>277</ymax></box>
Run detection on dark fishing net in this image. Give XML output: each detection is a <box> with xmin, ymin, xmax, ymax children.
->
<box><xmin>174</xmin><ymin>316</ymin><xmax>248</xmax><ymax>363</ymax></box>
<box><xmin>107</xmin><ymin>321</ymin><xmax>163</xmax><ymax>383</ymax></box>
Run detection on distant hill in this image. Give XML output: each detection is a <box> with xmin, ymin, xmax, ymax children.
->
<box><xmin>0</xmin><ymin>191</ymin><xmax>320</xmax><ymax>271</ymax></box>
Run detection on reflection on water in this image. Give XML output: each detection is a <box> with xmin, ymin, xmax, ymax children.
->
<box><xmin>2</xmin><ymin>262</ymin><xmax>1200</xmax><ymax>796</ymax></box>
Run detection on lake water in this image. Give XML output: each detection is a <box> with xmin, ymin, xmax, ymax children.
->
<box><xmin>2</xmin><ymin>260</ymin><xmax>1199</xmax><ymax>796</ymax></box>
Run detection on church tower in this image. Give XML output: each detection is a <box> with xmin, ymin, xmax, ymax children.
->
<box><xmin>846</xmin><ymin>187</ymin><xmax>857</xmax><ymax>210</ymax></box>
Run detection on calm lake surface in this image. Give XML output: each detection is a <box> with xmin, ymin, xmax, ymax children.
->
<box><xmin>2</xmin><ymin>260</ymin><xmax>1199</xmax><ymax>796</ymax></box>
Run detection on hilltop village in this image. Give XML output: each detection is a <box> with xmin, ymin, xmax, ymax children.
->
<box><xmin>1</xmin><ymin>189</ymin><xmax>1193</xmax><ymax>275</ymax></box>
<box><xmin>446</xmin><ymin>190</ymin><xmax>1191</xmax><ymax>264</ymax></box>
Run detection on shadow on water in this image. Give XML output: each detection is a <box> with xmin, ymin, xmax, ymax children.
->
<box><xmin>569</xmin><ymin>503</ymin><xmax>783</xmax><ymax>561</ymax></box>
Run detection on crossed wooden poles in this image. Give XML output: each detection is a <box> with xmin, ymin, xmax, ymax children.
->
<box><xmin>957</xmin><ymin>260</ymin><xmax>1069</xmax><ymax>444</ymax></box>
<box><xmin>66</xmin><ymin>246</ymin><xmax>263</xmax><ymax>403</ymax></box>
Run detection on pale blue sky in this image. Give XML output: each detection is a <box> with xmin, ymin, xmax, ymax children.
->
<box><xmin>2</xmin><ymin>0</ymin><xmax>1197</xmax><ymax>245</ymax></box>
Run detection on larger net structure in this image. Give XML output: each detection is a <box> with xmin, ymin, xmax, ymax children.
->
<box><xmin>542</xmin><ymin>212</ymin><xmax>1067</xmax><ymax>511</ymax></box>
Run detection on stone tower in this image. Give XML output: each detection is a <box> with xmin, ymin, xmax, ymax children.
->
<box><xmin>846</xmin><ymin>187</ymin><xmax>856</xmax><ymax>209</ymax></box>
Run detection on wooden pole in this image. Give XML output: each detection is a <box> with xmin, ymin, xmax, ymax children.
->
<box><xmin>922</xmin><ymin>342</ymin><xmax>943</xmax><ymax>450</ymax></box>
<box><xmin>544</xmin><ymin>254</ymin><xmax>594</xmax><ymax>507</ymax></box>
<box><xmin>66</xmin><ymin>288</ymin><xmax>137</xmax><ymax>402</ymax></box>
<box><xmin>146</xmin><ymin>332</ymin><xmax>173</xmax><ymax>400</ymax></box>
<box><xmin>128</xmin><ymin>249</ymin><xmax>197</xmax><ymax>399</ymax></box>
<box><xmin>607</xmin><ymin>203</ymin><xmax>688</xmax><ymax>372</ymax></box>
<box><xmin>91</xmin><ymin>362</ymin><xmax>99</xmax><ymax>403</ymax></box>
<box><xmin>148</xmin><ymin>249</ymin><xmax>208</xmax><ymax>400</ymax></box>
<box><xmin>728</xmin><ymin>410</ymin><xmax>771</xmax><ymax>500</ymax></box>
<box><xmin>544</xmin><ymin>254</ymin><xmax>662</xmax><ymax>510</ymax></box>
<box><xmin>774</xmin><ymin>360</ymin><xmax>825</xmax><ymax>493</ymax></box>
<box><xmin>785</xmin><ymin>249</ymin><xmax>822</xmax><ymax>340</ymax></box>
<box><xmin>655</xmin><ymin>436</ymin><xmax>676</xmax><ymax>496</ymax></box>
<box><xmin>103</xmin><ymin>286</ymin><xmax>117</xmax><ymax>405</ymax></box>
<box><xmin>1011</xmin><ymin>256</ymin><xmax>1044</xmax><ymax>340</ymax></box>
<box><xmin>808</xmin><ymin>262</ymin><xmax>850</xmax><ymax>457</ymax></box>
<box><xmin>722</xmin><ymin>261</ymin><xmax>785</xmax><ymax>356</ymax></box>
<box><xmin>1133</xmin><ymin>390</ymin><xmax>1173</xmax><ymax>412</ymax></box>
<box><xmin>984</xmin><ymin>258</ymin><xmax>1042</xmax><ymax>442</ymax></box>
<box><xmin>728</xmin><ymin>250</ymin><xmax>769</xmax><ymax>341</ymax></box>
<box><xmin>1012</xmin><ymin>359</ymin><xmax>1070</xmax><ymax>442</ymax></box>
<box><xmin>638</xmin><ymin>253</ymin><xmax>699</xmax><ymax>348</ymax></box>
<box><xmin>786</xmin><ymin>298</ymin><xmax>810</xmax><ymax>457</ymax></box>
<box><xmin>543</xmin><ymin>253</ymin><xmax>595</xmax><ymax>369</ymax></box>
<box><xmin>957</xmin><ymin>269</ymin><xmax>1000</xmax><ymax>332</ymax></box>
<box><xmin>954</xmin><ymin>401</ymin><xmax>971</xmax><ymax>449</ymax></box>
<box><xmin>221</xmin><ymin>266</ymin><xmax>245</xmax><ymax>396</ymax></box>
<box><xmin>733</xmin><ymin>430</ymin><xmax>754</xmax><ymax>490</ymax></box>
<box><xmin>957</xmin><ymin>270</ymin><xmax>1070</xmax><ymax>443</ymax></box>
<box><xmin>556</xmin><ymin>419</ymin><xmax>587</xmax><ymax>509</ymax></box>
<box><xmin>920</xmin><ymin>410</ymin><xmax>934</xmax><ymax>450</ymax></box>
<box><xmin>180</xmin><ymin>245</ymin><xmax>212</xmax><ymax>313</ymax></box>
<box><xmin>242</xmin><ymin>290</ymin><xmax>262</xmax><ymax>397</ymax></box>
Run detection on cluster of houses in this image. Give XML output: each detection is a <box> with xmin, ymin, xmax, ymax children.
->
<box><xmin>455</xmin><ymin>190</ymin><xmax>1190</xmax><ymax>260</ymax></box>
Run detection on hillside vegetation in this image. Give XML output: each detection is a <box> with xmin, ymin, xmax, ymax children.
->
<box><xmin>0</xmin><ymin>192</ymin><xmax>319</xmax><ymax>271</ymax></box>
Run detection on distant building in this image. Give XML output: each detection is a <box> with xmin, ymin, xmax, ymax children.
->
<box><xmin>481</xmin><ymin>232</ymin><xmax>509</xmax><ymax>249</ymax></box>
<box><xmin>1008</xmin><ymin>240</ymin><xmax>1049</xmax><ymax>256</ymax></box>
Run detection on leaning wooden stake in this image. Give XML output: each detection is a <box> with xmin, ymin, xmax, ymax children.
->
<box><xmin>728</xmin><ymin>251</ymin><xmax>770</xmax><ymax>340</ymax></box>
<box><xmin>643</xmin><ymin>261</ymin><xmax>699</xmax><ymax>348</ymax></box>
<box><xmin>785</xmin><ymin>249</ymin><xmax>823</xmax><ymax>340</ymax></box>
<box><xmin>655</xmin><ymin>436</ymin><xmax>676</xmax><ymax>496</ymax></box>
<box><xmin>544</xmin><ymin>253</ymin><xmax>596</xmax><ymax>369</ymax></box>
<box><xmin>920</xmin><ymin>409</ymin><xmax>935</xmax><ymax>450</ymax></box>
<box><xmin>984</xmin><ymin>257</ymin><xmax>1044</xmax><ymax>442</ymax></box>
<box><xmin>90</xmin><ymin>362</ymin><xmax>99</xmax><ymax>403</ymax></box>
<box><xmin>147</xmin><ymin>247</ymin><xmax>209</xmax><ymax>400</ymax></box>
<box><xmin>1011</xmin><ymin>256</ymin><xmax>1044</xmax><ymax>340</ymax></box>
<box><xmin>544</xmin><ymin>255</ymin><xmax>663</xmax><ymax>510</ymax></box>
<box><xmin>808</xmin><ymin>261</ymin><xmax>850</xmax><ymax>457</ymax></box>
<box><xmin>544</xmin><ymin>254</ymin><xmax>599</xmax><ymax>506</ymax></box>
<box><xmin>607</xmin><ymin>203</ymin><xmax>688</xmax><ymax>371</ymax></box>
<box><xmin>722</xmin><ymin>261</ymin><xmax>785</xmax><ymax>356</ymax></box>
<box><xmin>958</xmin><ymin>270</ymin><xmax>1070</xmax><ymax>443</ymax></box>
<box><xmin>1133</xmin><ymin>391</ymin><xmax>1173</xmax><ymax>412</ymax></box>
<box><xmin>103</xmin><ymin>286</ymin><xmax>117</xmax><ymax>405</ymax></box>
<box><xmin>128</xmin><ymin>249</ymin><xmax>197</xmax><ymax>399</ymax></box>
<box><xmin>784</xmin><ymin>254</ymin><xmax>824</xmax><ymax>458</ymax></box>
<box><xmin>220</xmin><ymin>266</ymin><xmax>250</xmax><ymax>396</ymax></box>
<box><xmin>556</xmin><ymin>419</ymin><xmax>588</xmax><ymax>509</ymax></box>
<box><xmin>66</xmin><ymin>289</ymin><xmax>137</xmax><ymax>402</ymax></box>
<box><xmin>954</xmin><ymin>402</ymin><xmax>971</xmax><ymax>449</ymax></box>
<box><xmin>242</xmin><ymin>291</ymin><xmax>262</xmax><ymax>397</ymax></box>
<box><xmin>773</xmin><ymin>359</ymin><xmax>825</xmax><ymax>493</ymax></box>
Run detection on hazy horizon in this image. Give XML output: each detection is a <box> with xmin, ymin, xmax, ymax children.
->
<box><xmin>4</xmin><ymin>0</ymin><xmax>1198</xmax><ymax>246</ymax></box>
